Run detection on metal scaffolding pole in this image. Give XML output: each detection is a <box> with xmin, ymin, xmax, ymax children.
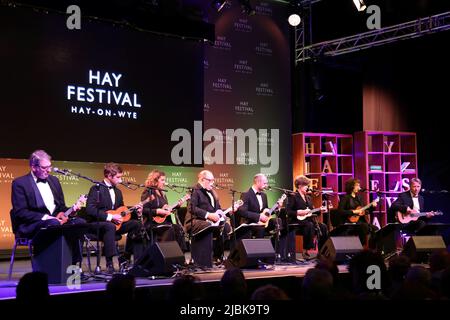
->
<box><xmin>295</xmin><ymin>11</ymin><xmax>450</xmax><ymax>63</ymax></box>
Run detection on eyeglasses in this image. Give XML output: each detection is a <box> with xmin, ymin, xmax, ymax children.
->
<box><xmin>203</xmin><ymin>177</ymin><xmax>215</xmax><ymax>182</ymax></box>
<box><xmin>37</xmin><ymin>165</ymin><xmax>52</xmax><ymax>171</ymax></box>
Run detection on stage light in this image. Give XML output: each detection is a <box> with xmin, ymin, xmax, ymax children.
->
<box><xmin>239</xmin><ymin>0</ymin><xmax>255</xmax><ymax>16</ymax></box>
<box><xmin>211</xmin><ymin>0</ymin><xmax>230</xmax><ymax>13</ymax></box>
<box><xmin>353</xmin><ymin>0</ymin><xmax>367</xmax><ymax>12</ymax></box>
<box><xmin>288</xmin><ymin>13</ymin><xmax>301</xmax><ymax>27</ymax></box>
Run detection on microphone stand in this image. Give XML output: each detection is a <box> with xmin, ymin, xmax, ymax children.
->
<box><xmin>214</xmin><ymin>185</ymin><xmax>244</xmax><ymax>263</ymax></box>
<box><xmin>55</xmin><ymin>170</ymin><xmax>109</xmax><ymax>275</ymax></box>
<box><xmin>265</xmin><ymin>187</ymin><xmax>282</xmax><ymax>264</ymax></box>
<box><xmin>270</xmin><ymin>186</ymin><xmax>296</xmax><ymax>263</ymax></box>
<box><xmin>227</xmin><ymin>187</ymin><xmax>243</xmax><ymax>254</ymax></box>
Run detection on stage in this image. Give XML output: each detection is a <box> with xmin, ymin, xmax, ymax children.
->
<box><xmin>0</xmin><ymin>254</ymin><xmax>351</xmax><ymax>302</ymax></box>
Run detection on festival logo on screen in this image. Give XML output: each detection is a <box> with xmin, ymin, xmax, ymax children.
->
<box><xmin>166</xmin><ymin>171</ymin><xmax>189</xmax><ymax>187</ymax></box>
<box><xmin>0</xmin><ymin>165</ymin><xmax>14</xmax><ymax>184</ymax></box>
<box><xmin>255</xmin><ymin>42</ymin><xmax>273</xmax><ymax>57</ymax></box>
<box><xmin>258</xmin><ymin>130</ymin><xmax>276</xmax><ymax>146</ymax></box>
<box><xmin>256</xmin><ymin>82</ymin><xmax>274</xmax><ymax>96</ymax></box>
<box><xmin>255</xmin><ymin>2</ymin><xmax>273</xmax><ymax>16</ymax></box>
<box><xmin>212</xmin><ymin>78</ymin><xmax>233</xmax><ymax>93</ymax></box>
<box><xmin>234</xmin><ymin>18</ymin><xmax>253</xmax><ymax>33</ymax></box>
<box><xmin>216</xmin><ymin>172</ymin><xmax>235</xmax><ymax>189</ymax></box>
<box><xmin>236</xmin><ymin>152</ymin><xmax>257</xmax><ymax>165</ymax></box>
<box><xmin>234</xmin><ymin>101</ymin><xmax>254</xmax><ymax>116</ymax></box>
<box><xmin>213</xmin><ymin>36</ymin><xmax>232</xmax><ymax>51</ymax></box>
<box><xmin>234</xmin><ymin>60</ymin><xmax>253</xmax><ymax>75</ymax></box>
<box><xmin>121</xmin><ymin>170</ymin><xmax>138</xmax><ymax>184</ymax></box>
<box><xmin>56</xmin><ymin>174</ymin><xmax>80</xmax><ymax>186</ymax></box>
<box><xmin>0</xmin><ymin>219</ymin><xmax>13</xmax><ymax>239</ymax></box>
<box><xmin>267</xmin><ymin>176</ymin><xmax>277</xmax><ymax>186</ymax></box>
<box><xmin>67</xmin><ymin>70</ymin><xmax>141</xmax><ymax>120</ymax></box>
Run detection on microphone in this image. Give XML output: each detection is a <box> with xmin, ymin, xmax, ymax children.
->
<box><xmin>421</xmin><ymin>188</ymin><xmax>449</xmax><ymax>194</ymax></box>
<box><xmin>164</xmin><ymin>182</ymin><xmax>192</xmax><ymax>190</ymax></box>
<box><xmin>212</xmin><ymin>183</ymin><xmax>226</xmax><ymax>190</ymax></box>
<box><xmin>120</xmin><ymin>182</ymin><xmax>134</xmax><ymax>190</ymax></box>
<box><xmin>269</xmin><ymin>186</ymin><xmax>296</xmax><ymax>195</ymax></box>
<box><xmin>120</xmin><ymin>181</ymin><xmax>147</xmax><ymax>190</ymax></box>
<box><xmin>53</xmin><ymin>167</ymin><xmax>71</xmax><ymax>175</ymax></box>
<box><xmin>360</xmin><ymin>188</ymin><xmax>380</xmax><ymax>193</ymax></box>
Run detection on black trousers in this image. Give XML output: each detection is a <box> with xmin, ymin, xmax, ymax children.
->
<box><xmin>338</xmin><ymin>221</ymin><xmax>378</xmax><ymax>246</ymax></box>
<box><xmin>88</xmin><ymin>219</ymin><xmax>141</xmax><ymax>259</ymax></box>
<box><xmin>402</xmin><ymin>219</ymin><xmax>427</xmax><ymax>234</ymax></box>
<box><xmin>19</xmin><ymin>217</ymin><xmax>86</xmax><ymax>264</ymax></box>
<box><xmin>188</xmin><ymin>220</ymin><xmax>231</xmax><ymax>268</ymax></box>
<box><xmin>278</xmin><ymin>219</ymin><xmax>329</xmax><ymax>260</ymax></box>
<box><xmin>146</xmin><ymin>222</ymin><xmax>187</xmax><ymax>252</ymax></box>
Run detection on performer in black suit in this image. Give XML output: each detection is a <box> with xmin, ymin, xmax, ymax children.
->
<box><xmin>338</xmin><ymin>178</ymin><xmax>378</xmax><ymax>247</ymax></box>
<box><xmin>86</xmin><ymin>163</ymin><xmax>142</xmax><ymax>273</ymax></box>
<box><xmin>389</xmin><ymin>178</ymin><xmax>434</xmax><ymax>233</ymax></box>
<box><xmin>10</xmin><ymin>150</ymin><xmax>85</xmax><ymax>265</ymax></box>
<box><xmin>140</xmin><ymin>169</ymin><xmax>186</xmax><ymax>251</ymax></box>
<box><xmin>284</xmin><ymin>175</ymin><xmax>328</xmax><ymax>259</ymax></box>
<box><xmin>184</xmin><ymin>170</ymin><xmax>233</xmax><ymax>267</ymax></box>
<box><xmin>236</xmin><ymin>174</ymin><xmax>280</xmax><ymax>242</ymax></box>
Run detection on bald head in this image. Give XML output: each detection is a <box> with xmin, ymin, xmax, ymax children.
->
<box><xmin>253</xmin><ymin>173</ymin><xmax>268</xmax><ymax>192</ymax></box>
<box><xmin>198</xmin><ymin>170</ymin><xmax>215</xmax><ymax>190</ymax></box>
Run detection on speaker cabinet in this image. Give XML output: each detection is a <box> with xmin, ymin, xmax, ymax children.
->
<box><xmin>319</xmin><ymin>236</ymin><xmax>363</xmax><ymax>262</ymax></box>
<box><xmin>402</xmin><ymin>235</ymin><xmax>446</xmax><ymax>263</ymax></box>
<box><xmin>225</xmin><ymin>239</ymin><xmax>275</xmax><ymax>269</ymax></box>
<box><xmin>128</xmin><ymin>241</ymin><xmax>185</xmax><ymax>277</ymax></box>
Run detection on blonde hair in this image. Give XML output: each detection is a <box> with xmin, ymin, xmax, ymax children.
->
<box><xmin>145</xmin><ymin>170</ymin><xmax>166</xmax><ymax>187</ymax></box>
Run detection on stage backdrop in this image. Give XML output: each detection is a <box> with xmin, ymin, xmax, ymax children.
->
<box><xmin>0</xmin><ymin>1</ymin><xmax>291</xmax><ymax>251</ymax></box>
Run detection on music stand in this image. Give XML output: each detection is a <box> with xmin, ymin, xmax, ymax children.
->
<box><xmin>231</xmin><ymin>223</ymin><xmax>265</xmax><ymax>237</ymax></box>
<box><xmin>191</xmin><ymin>225</ymin><xmax>222</xmax><ymax>268</ymax></box>
<box><xmin>375</xmin><ymin>222</ymin><xmax>403</xmax><ymax>257</ymax></box>
<box><xmin>32</xmin><ymin>223</ymin><xmax>90</xmax><ymax>284</ymax></box>
<box><xmin>329</xmin><ymin>223</ymin><xmax>364</xmax><ymax>237</ymax></box>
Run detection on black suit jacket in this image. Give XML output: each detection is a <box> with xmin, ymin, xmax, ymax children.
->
<box><xmin>11</xmin><ymin>173</ymin><xmax>69</xmax><ymax>234</ymax></box>
<box><xmin>185</xmin><ymin>183</ymin><xmax>221</xmax><ymax>230</ymax></box>
<box><xmin>237</xmin><ymin>188</ymin><xmax>269</xmax><ymax>224</ymax></box>
<box><xmin>286</xmin><ymin>191</ymin><xmax>314</xmax><ymax>224</ymax></box>
<box><xmin>389</xmin><ymin>191</ymin><xmax>425</xmax><ymax>223</ymax></box>
<box><xmin>86</xmin><ymin>184</ymin><xmax>124</xmax><ymax>222</ymax></box>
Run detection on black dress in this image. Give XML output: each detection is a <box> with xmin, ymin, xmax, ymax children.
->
<box><xmin>141</xmin><ymin>188</ymin><xmax>186</xmax><ymax>251</ymax></box>
<box><xmin>337</xmin><ymin>193</ymin><xmax>378</xmax><ymax>246</ymax></box>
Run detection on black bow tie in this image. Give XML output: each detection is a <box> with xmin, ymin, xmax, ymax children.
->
<box><xmin>36</xmin><ymin>178</ymin><xmax>47</xmax><ymax>184</ymax></box>
<box><xmin>108</xmin><ymin>186</ymin><xmax>115</xmax><ymax>190</ymax></box>
<box><xmin>256</xmin><ymin>192</ymin><xmax>262</xmax><ymax>196</ymax></box>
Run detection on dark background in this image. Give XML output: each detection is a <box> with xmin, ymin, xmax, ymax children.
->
<box><xmin>0</xmin><ymin>6</ymin><xmax>204</xmax><ymax>165</ymax></box>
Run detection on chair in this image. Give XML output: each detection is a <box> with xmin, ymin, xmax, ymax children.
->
<box><xmin>149</xmin><ymin>224</ymin><xmax>173</xmax><ymax>245</ymax></box>
<box><xmin>83</xmin><ymin>233</ymin><xmax>122</xmax><ymax>273</ymax></box>
<box><xmin>8</xmin><ymin>210</ymin><xmax>34</xmax><ymax>280</ymax></box>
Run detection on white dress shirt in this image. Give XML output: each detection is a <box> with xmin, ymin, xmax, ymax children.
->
<box><xmin>252</xmin><ymin>186</ymin><xmax>263</xmax><ymax>211</ymax></box>
<box><xmin>32</xmin><ymin>172</ymin><xmax>56</xmax><ymax>220</ymax></box>
<box><xmin>411</xmin><ymin>192</ymin><xmax>421</xmax><ymax>212</ymax></box>
<box><xmin>104</xmin><ymin>179</ymin><xmax>115</xmax><ymax>221</ymax></box>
